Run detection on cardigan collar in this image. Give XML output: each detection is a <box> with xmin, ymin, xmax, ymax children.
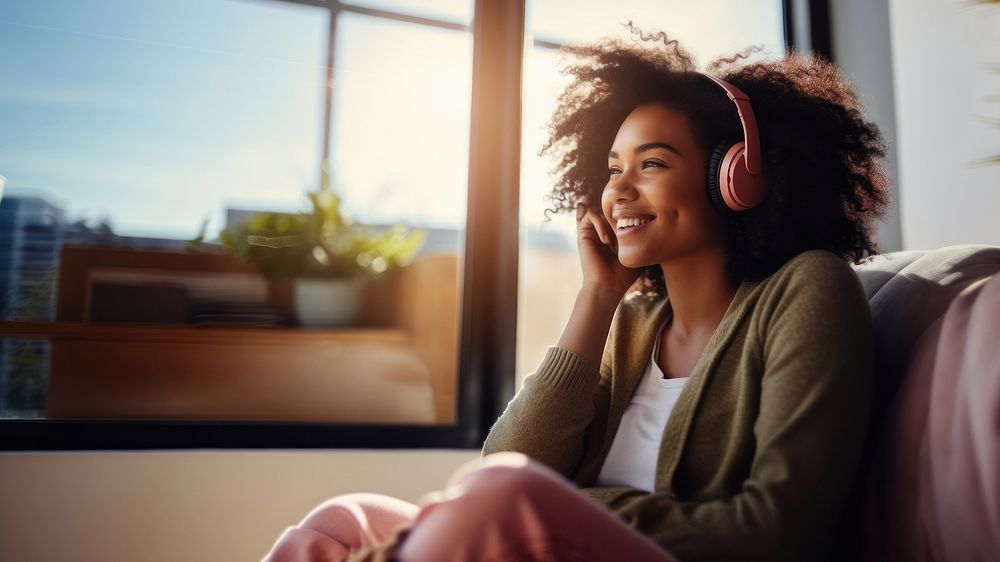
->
<box><xmin>602</xmin><ymin>274</ymin><xmax>769</xmax><ymax>490</ymax></box>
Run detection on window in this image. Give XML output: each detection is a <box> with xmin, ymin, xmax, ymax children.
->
<box><xmin>0</xmin><ymin>0</ymin><xmax>799</xmax><ymax>449</ymax></box>
<box><xmin>0</xmin><ymin>0</ymin><xmax>477</xmax><ymax>447</ymax></box>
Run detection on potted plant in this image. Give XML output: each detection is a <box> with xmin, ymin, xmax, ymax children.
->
<box><xmin>213</xmin><ymin>161</ymin><xmax>426</xmax><ymax>327</ymax></box>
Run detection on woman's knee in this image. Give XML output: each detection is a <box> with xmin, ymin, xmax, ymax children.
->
<box><xmin>298</xmin><ymin>492</ymin><xmax>418</xmax><ymax>543</ymax></box>
<box><xmin>447</xmin><ymin>453</ymin><xmax>572</xmax><ymax>506</ymax></box>
<box><xmin>398</xmin><ymin>456</ymin><xmax>582</xmax><ymax>561</ymax></box>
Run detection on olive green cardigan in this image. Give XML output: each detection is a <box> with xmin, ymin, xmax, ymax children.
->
<box><xmin>481</xmin><ymin>249</ymin><xmax>874</xmax><ymax>562</ymax></box>
<box><xmin>350</xmin><ymin>249</ymin><xmax>873</xmax><ymax>562</ymax></box>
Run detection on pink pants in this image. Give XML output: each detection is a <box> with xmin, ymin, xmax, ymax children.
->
<box><xmin>263</xmin><ymin>451</ymin><xmax>679</xmax><ymax>562</ymax></box>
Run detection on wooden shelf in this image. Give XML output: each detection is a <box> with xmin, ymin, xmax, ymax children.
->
<box><xmin>4</xmin><ymin>247</ymin><xmax>461</xmax><ymax>424</ymax></box>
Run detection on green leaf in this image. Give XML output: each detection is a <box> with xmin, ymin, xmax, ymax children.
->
<box><xmin>213</xmin><ymin>158</ymin><xmax>426</xmax><ymax>279</ymax></box>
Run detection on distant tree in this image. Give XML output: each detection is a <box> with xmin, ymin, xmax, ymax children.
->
<box><xmin>3</xmin><ymin>339</ymin><xmax>47</xmax><ymax>415</ymax></box>
<box><xmin>3</xmin><ymin>269</ymin><xmax>55</xmax><ymax>417</ymax></box>
<box><xmin>8</xmin><ymin>268</ymin><xmax>56</xmax><ymax>321</ymax></box>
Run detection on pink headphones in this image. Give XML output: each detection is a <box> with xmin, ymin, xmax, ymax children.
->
<box><xmin>701</xmin><ymin>73</ymin><xmax>768</xmax><ymax>213</ymax></box>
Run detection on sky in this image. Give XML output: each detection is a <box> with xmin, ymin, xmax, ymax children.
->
<box><xmin>0</xmin><ymin>0</ymin><xmax>783</xmax><ymax>242</ymax></box>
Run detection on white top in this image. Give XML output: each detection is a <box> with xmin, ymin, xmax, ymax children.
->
<box><xmin>595</xmin><ymin>319</ymin><xmax>689</xmax><ymax>492</ymax></box>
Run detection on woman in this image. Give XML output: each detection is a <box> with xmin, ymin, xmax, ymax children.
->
<box><xmin>263</xmin><ymin>23</ymin><xmax>889</xmax><ymax>562</ymax></box>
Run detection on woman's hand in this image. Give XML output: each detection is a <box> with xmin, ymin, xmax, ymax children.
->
<box><xmin>552</xmin><ymin>201</ymin><xmax>642</xmax><ymax>368</ymax></box>
<box><xmin>575</xmin><ymin>202</ymin><xmax>641</xmax><ymax>301</ymax></box>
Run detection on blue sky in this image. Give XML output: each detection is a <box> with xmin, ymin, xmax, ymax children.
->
<box><xmin>0</xmin><ymin>0</ymin><xmax>328</xmax><ymax>239</ymax></box>
<box><xmin>0</xmin><ymin>0</ymin><xmax>782</xmax><ymax>241</ymax></box>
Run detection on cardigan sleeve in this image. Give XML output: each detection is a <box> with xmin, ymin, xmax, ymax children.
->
<box><xmin>579</xmin><ymin>256</ymin><xmax>875</xmax><ymax>562</ymax></box>
<box><xmin>480</xmin><ymin>318</ymin><xmax>617</xmax><ymax>480</ymax></box>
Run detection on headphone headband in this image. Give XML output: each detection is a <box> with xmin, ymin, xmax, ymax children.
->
<box><xmin>700</xmin><ymin>73</ymin><xmax>763</xmax><ymax>175</ymax></box>
<box><xmin>699</xmin><ymin>72</ymin><xmax>768</xmax><ymax>212</ymax></box>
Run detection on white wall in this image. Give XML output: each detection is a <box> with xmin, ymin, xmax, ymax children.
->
<box><xmin>0</xmin><ymin>450</ymin><xmax>479</xmax><ymax>562</ymax></box>
<box><xmin>830</xmin><ymin>0</ymin><xmax>904</xmax><ymax>253</ymax></box>
<box><xmin>831</xmin><ymin>0</ymin><xmax>1000</xmax><ymax>252</ymax></box>
<box><xmin>888</xmin><ymin>0</ymin><xmax>1000</xmax><ymax>250</ymax></box>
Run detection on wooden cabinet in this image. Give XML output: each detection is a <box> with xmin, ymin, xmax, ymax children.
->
<box><xmin>0</xmin><ymin>247</ymin><xmax>460</xmax><ymax>424</ymax></box>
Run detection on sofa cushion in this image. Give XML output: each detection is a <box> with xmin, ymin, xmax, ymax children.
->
<box><xmin>924</xmin><ymin>273</ymin><xmax>1000</xmax><ymax>560</ymax></box>
<box><xmin>853</xmin><ymin>244</ymin><xmax>1000</xmax><ymax>409</ymax></box>
<box><xmin>844</xmin><ymin>244</ymin><xmax>1000</xmax><ymax>561</ymax></box>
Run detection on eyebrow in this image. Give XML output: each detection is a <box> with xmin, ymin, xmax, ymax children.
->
<box><xmin>608</xmin><ymin>142</ymin><xmax>683</xmax><ymax>159</ymax></box>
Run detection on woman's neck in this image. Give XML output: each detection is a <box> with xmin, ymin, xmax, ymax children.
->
<box><xmin>660</xmin><ymin>251</ymin><xmax>739</xmax><ymax>340</ymax></box>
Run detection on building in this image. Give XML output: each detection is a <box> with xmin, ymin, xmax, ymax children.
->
<box><xmin>0</xmin><ymin>196</ymin><xmax>63</xmax><ymax>416</ymax></box>
<box><xmin>0</xmin><ymin>195</ymin><xmax>190</xmax><ymax>417</ymax></box>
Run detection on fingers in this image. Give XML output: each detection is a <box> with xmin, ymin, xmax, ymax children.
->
<box><xmin>577</xmin><ymin>205</ymin><xmax>617</xmax><ymax>251</ymax></box>
<box><xmin>595</xmin><ymin>212</ymin><xmax>615</xmax><ymax>247</ymax></box>
<box><xmin>605</xmin><ymin>223</ymin><xmax>618</xmax><ymax>254</ymax></box>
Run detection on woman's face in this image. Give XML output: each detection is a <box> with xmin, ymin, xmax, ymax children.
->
<box><xmin>602</xmin><ymin>102</ymin><xmax>725</xmax><ymax>269</ymax></box>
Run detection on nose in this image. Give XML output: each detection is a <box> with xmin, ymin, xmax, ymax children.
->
<box><xmin>604</xmin><ymin>169</ymin><xmax>639</xmax><ymax>203</ymax></box>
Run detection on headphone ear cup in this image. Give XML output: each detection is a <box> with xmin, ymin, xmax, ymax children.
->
<box><xmin>706</xmin><ymin>140</ymin><xmax>734</xmax><ymax>214</ymax></box>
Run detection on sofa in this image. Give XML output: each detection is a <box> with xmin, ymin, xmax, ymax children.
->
<box><xmin>837</xmin><ymin>244</ymin><xmax>1000</xmax><ymax>561</ymax></box>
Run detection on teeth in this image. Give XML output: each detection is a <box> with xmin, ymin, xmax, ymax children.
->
<box><xmin>617</xmin><ymin>217</ymin><xmax>652</xmax><ymax>229</ymax></box>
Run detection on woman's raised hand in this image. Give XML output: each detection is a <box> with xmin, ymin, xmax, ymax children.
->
<box><xmin>553</xmin><ymin>200</ymin><xmax>642</xmax><ymax>367</ymax></box>
<box><xmin>575</xmin><ymin>201</ymin><xmax>641</xmax><ymax>301</ymax></box>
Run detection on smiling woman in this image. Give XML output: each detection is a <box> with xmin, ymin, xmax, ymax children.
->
<box><xmin>482</xmin><ymin>21</ymin><xmax>890</xmax><ymax>562</ymax></box>
<box><xmin>543</xmin><ymin>26</ymin><xmax>889</xmax><ymax>294</ymax></box>
<box><xmin>515</xmin><ymin>1</ymin><xmax>787</xmax><ymax>391</ymax></box>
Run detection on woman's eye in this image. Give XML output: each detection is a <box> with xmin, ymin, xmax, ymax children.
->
<box><xmin>608</xmin><ymin>160</ymin><xmax>665</xmax><ymax>175</ymax></box>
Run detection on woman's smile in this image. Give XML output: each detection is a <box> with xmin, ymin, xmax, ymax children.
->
<box><xmin>615</xmin><ymin>217</ymin><xmax>656</xmax><ymax>238</ymax></box>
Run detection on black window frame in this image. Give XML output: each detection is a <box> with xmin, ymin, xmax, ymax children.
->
<box><xmin>0</xmin><ymin>0</ymin><xmax>817</xmax><ymax>451</ymax></box>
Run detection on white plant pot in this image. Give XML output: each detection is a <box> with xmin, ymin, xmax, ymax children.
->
<box><xmin>293</xmin><ymin>277</ymin><xmax>364</xmax><ymax>327</ymax></box>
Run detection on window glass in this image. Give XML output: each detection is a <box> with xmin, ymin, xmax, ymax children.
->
<box><xmin>345</xmin><ymin>0</ymin><xmax>472</xmax><ymax>25</ymax></box>
<box><xmin>0</xmin><ymin>0</ymin><xmax>327</xmax><ymax>239</ymax></box>
<box><xmin>0</xmin><ymin>0</ymin><xmax>468</xmax><ymax>426</ymax></box>
<box><xmin>330</xmin><ymin>12</ymin><xmax>472</xmax><ymax>230</ymax></box>
<box><xmin>323</xmin><ymin>11</ymin><xmax>473</xmax><ymax>425</ymax></box>
<box><xmin>518</xmin><ymin>0</ymin><xmax>785</xmax><ymax>388</ymax></box>
<box><xmin>530</xmin><ymin>0</ymin><xmax>784</xmax><ymax>57</ymax></box>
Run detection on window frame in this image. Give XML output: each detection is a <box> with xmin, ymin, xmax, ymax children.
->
<box><xmin>0</xmin><ymin>0</ymin><xmax>814</xmax><ymax>451</ymax></box>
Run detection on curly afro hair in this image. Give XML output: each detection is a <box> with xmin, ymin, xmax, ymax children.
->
<box><xmin>540</xmin><ymin>22</ymin><xmax>891</xmax><ymax>293</ymax></box>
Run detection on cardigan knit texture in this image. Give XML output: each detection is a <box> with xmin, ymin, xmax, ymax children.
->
<box><xmin>482</xmin><ymin>249</ymin><xmax>874</xmax><ymax>562</ymax></box>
